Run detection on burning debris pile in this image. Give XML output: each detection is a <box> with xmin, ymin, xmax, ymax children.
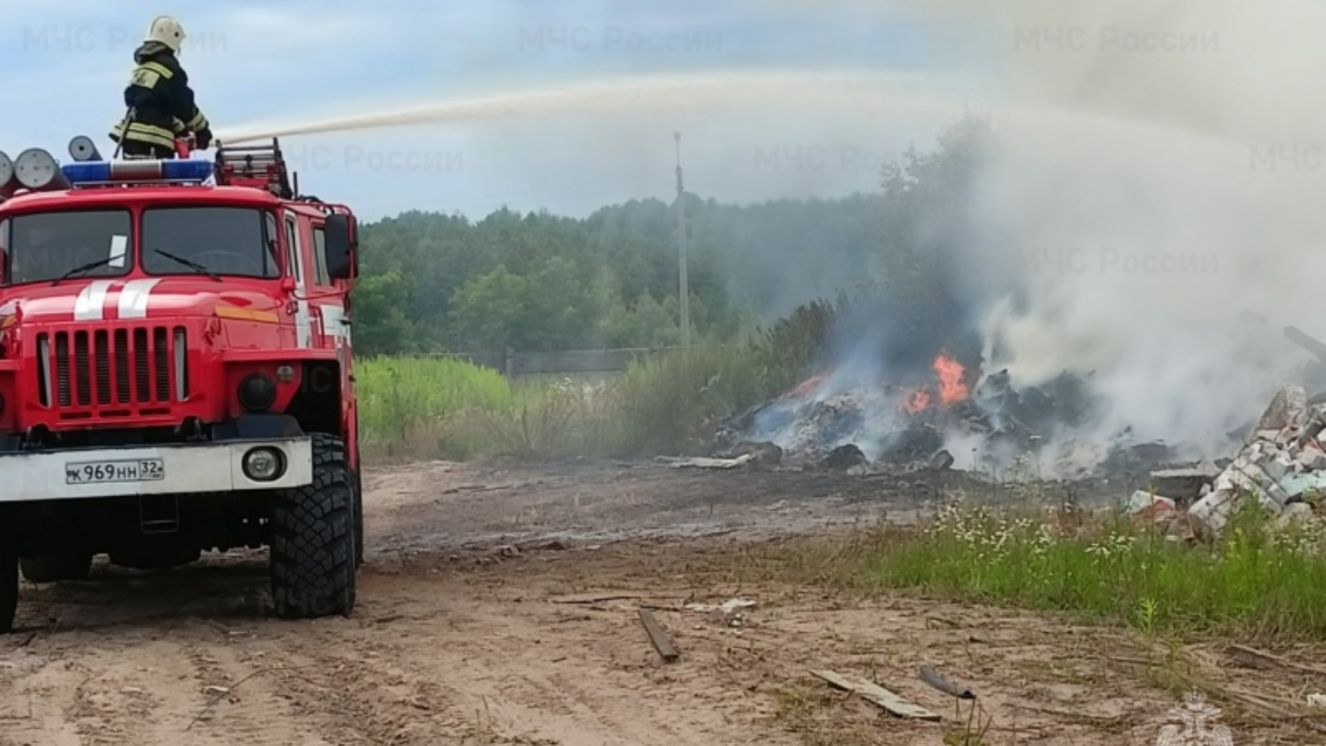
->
<box><xmin>716</xmin><ymin>349</ymin><xmax>1106</xmax><ymax>476</ymax></box>
<box><xmin>1135</xmin><ymin>384</ymin><xmax>1326</xmax><ymax>540</ymax></box>
<box><xmin>713</xmin><ymin>292</ymin><xmax>1326</xmax><ymax>483</ymax></box>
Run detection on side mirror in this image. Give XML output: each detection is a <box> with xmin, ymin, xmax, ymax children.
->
<box><xmin>325</xmin><ymin>214</ymin><xmax>358</xmax><ymax>280</ymax></box>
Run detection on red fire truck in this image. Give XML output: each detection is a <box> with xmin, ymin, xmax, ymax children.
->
<box><xmin>0</xmin><ymin>140</ymin><xmax>362</xmax><ymax>632</ymax></box>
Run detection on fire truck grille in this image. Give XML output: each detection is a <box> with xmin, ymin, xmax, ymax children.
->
<box><xmin>38</xmin><ymin>326</ymin><xmax>188</xmax><ymax>414</ymax></box>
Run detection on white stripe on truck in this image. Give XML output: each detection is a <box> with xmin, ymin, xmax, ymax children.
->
<box><xmin>74</xmin><ymin>280</ymin><xmax>114</xmax><ymax>321</ymax></box>
<box><xmin>117</xmin><ymin>279</ymin><xmax>161</xmax><ymax>319</ymax></box>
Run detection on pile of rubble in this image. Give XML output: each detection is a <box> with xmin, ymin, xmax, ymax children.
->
<box><xmin>712</xmin><ymin>365</ymin><xmax>1114</xmax><ymax>476</ymax></box>
<box><xmin>1130</xmin><ymin>385</ymin><xmax>1326</xmax><ymax>539</ymax></box>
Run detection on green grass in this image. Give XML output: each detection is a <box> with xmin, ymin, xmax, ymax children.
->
<box><xmin>356</xmin><ymin>346</ymin><xmax>782</xmax><ymax>461</ymax></box>
<box><xmin>773</xmin><ymin>503</ymin><xmax>1326</xmax><ymax>640</ymax></box>
<box><xmin>611</xmin><ymin>345</ymin><xmax>777</xmax><ymax>455</ymax></box>
<box><xmin>356</xmin><ymin>356</ymin><xmax>516</xmax><ymax>459</ymax></box>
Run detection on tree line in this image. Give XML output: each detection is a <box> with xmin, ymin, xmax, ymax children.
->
<box><xmin>351</xmin><ymin>118</ymin><xmax>992</xmax><ymax>359</ymax></box>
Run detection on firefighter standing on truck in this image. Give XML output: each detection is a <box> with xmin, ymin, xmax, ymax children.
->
<box><xmin>110</xmin><ymin>16</ymin><xmax>212</xmax><ymax>159</ymax></box>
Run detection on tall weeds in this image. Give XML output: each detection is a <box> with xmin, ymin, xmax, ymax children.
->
<box><xmin>357</xmin><ymin>346</ymin><xmax>785</xmax><ymax>461</ymax></box>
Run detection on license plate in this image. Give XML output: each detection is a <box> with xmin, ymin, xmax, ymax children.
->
<box><xmin>65</xmin><ymin>458</ymin><xmax>166</xmax><ymax>485</ymax></box>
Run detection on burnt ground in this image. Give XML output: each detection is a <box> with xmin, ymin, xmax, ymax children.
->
<box><xmin>0</xmin><ymin>461</ymin><xmax>1320</xmax><ymax>745</ymax></box>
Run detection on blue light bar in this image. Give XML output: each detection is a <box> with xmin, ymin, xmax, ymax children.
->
<box><xmin>61</xmin><ymin>159</ymin><xmax>213</xmax><ymax>186</ymax></box>
<box><xmin>62</xmin><ymin>162</ymin><xmax>111</xmax><ymax>183</ymax></box>
<box><xmin>162</xmin><ymin>160</ymin><xmax>213</xmax><ymax>181</ymax></box>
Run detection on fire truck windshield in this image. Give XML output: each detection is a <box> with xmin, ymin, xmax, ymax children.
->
<box><xmin>142</xmin><ymin>207</ymin><xmax>280</xmax><ymax>279</ymax></box>
<box><xmin>1</xmin><ymin>210</ymin><xmax>132</xmax><ymax>285</ymax></box>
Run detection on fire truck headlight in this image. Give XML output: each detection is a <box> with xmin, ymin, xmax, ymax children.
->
<box><xmin>238</xmin><ymin>373</ymin><xmax>277</xmax><ymax>412</ymax></box>
<box><xmin>242</xmin><ymin>447</ymin><xmax>284</xmax><ymax>482</ymax></box>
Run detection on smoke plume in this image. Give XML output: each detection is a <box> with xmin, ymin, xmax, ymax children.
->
<box><xmin>912</xmin><ymin>0</ymin><xmax>1326</xmax><ymax>467</ymax></box>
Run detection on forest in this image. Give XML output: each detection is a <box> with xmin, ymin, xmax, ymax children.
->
<box><xmin>351</xmin><ymin>117</ymin><xmax>993</xmax><ymax>358</ymax></box>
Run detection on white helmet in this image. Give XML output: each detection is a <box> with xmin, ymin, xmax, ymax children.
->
<box><xmin>145</xmin><ymin>15</ymin><xmax>185</xmax><ymax>53</ymax></box>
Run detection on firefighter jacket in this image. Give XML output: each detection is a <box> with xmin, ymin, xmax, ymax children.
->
<box><xmin>110</xmin><ymin>43</ymin><xmax>209</xmax><ymax>150</ymax></box>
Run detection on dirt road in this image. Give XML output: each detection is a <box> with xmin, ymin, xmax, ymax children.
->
<box><xmin>0</xmin><ymin>462</ymin><xmax>1318</xmax><ymax>744</ymax></box>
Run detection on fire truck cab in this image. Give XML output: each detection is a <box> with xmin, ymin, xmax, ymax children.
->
<box><xmin>0</xmin><ymin>141</ymin><xmax>362</xmax><ymax>631</ymax></box>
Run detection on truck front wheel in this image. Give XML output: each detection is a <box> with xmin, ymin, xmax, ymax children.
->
<box><xmin>353</xmin><ymin>469</ymin><xmax>364</xmax><ymax>568</ymax></box>
<box><xmin>270</xmin><ymin>434</ymin><xmax>357</xmax><ymax>619</ymax></box>
<box><xmin>0</xmin><ymin>545</ymin><xmax>16</xmax><ymax>634</ymax></box>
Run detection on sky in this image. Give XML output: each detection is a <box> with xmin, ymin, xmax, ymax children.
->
<box><xmin>0</xmin><ymin>1</ymin><xmax>983</xmax><ymax>219</ymax></box>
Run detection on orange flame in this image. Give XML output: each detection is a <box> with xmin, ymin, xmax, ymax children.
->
<box><xmin>787</xmin><ymin>373</ymin><xmax>828</xmax><ymax>400</ymax></box>
<box><xmin>902</xmin><ymin>388</ymin><xmax>932</xmax><ymax>414</ymax></box>
<box><xmin>933</xmin><ymin>352</ymin><xmax>969</xmax><ymax>405</ymax></box>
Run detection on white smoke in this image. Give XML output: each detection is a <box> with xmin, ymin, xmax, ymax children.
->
<box><xmin>925</xmin><ymin>0</ymin><xmax>1326</xmax><ymax>464</ymax></box>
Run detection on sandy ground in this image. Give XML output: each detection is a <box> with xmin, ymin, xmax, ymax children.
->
<box><xmin>0</xmin><ymin>461</ymin><xmax>1323</xmax><ymax>745</ymax></box>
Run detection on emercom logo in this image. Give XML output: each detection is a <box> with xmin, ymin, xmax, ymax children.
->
<box><xmin>1155</xmin><ymin>692</ymin><xmax>1234</xmax><ymax>745</ymax></box>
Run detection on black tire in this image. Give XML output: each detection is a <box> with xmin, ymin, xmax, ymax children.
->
<box><xmin>0</xmin><ymin>545</ymin><xmax>15</xmax><ymax>634</ymax></box>
<box><xmin>20</xmin><ymin>552</ymin><xmax>94</xmax><ymax>583</ymax></box>
<box><xmin>271</xmin><ymin>434</ymin><xmax>356</xmax><ymax>619</ymax></box>
<box><xmin>353</xmin><ymin>469</ymin><xmax>364</xmax><ymax>569</ymax></box>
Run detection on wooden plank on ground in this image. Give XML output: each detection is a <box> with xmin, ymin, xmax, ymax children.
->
<box><xmin>548</xmin><ymin>593</ymin><xmax>653</xmax><ymax>605</ymax></box>
<box><xmin>638</xmin><ymin>608</ymin><xmax>680</xmax><ymax>663</ymax></box>
<box><xmin>1225</xmin><ymin>644</ymin><xmax>1326</xmax><ymax>676</ymax></box>
<box><xmin>811</xmin><ymin>669</ymin><xmax>940</xmax><ymax>721</ymax></box>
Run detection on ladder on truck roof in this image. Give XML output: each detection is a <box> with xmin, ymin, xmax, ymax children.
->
<box><xmin>215</xmin><ymin>139</ymin><xmax>293</xmax><ymax>198</ymax></box>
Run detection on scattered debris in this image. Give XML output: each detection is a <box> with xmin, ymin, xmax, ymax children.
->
<box><xmin>1164</xmin><ymin>512</ymin><xmax>1210</xmax><ymax>544</ymax></box>
<box><xmin>682</xmin><ymin>598</ymin><xmax>757</xmax><ymax>615</ymax></box>
<box><xmin>187</xmin><ymin>669</ymin><xmax>276</xmax><ymax>732</ymax></box>
<box><xmin>638</xmin><ymin>608</ymin><xmax>680</xmax><ymax>663</ymax></box>
<box><xmin>817</xmin><ymin>444</ymin><xmax>868</xmax><ymax>472</ymax></box>
<box><xmin>1275</xmin><ymin>502</ymin><xmax>1315</xmax><ymax>531</ymax></box>
<box><xmin>1126</xmin><ymin>491</ymin><xmax>1177</xmax><ymax>525</ymax></box>
<box><xmin>1281</xmin><ymin>473</ymin><xmax>1326</xmax><ymax>501</ymax></box>
<box><xmin>682</xmin><ymin>598</ymin><xmax>757</xmax><ymax>627</ymax></box>
<box><xmin>811</xmin><ymin>669</ymin><xmax>940</xmax><ymax>721</ymax></box>
<box><xmin>120</xmin><ymin>687</ymin><xmax>145</xmax><ymax>696</ymax></box>
<box><xmin>549</xmin><ymin>592</ymin><xmax>654</xmax><ymax>605</ymax></box>
<box><xmin>928</xmin><ymin>449</ymin><xmax>956</xmax><ymax>471</ymax></box>
<box><xmin>1286</xmin><ymin>325</ymin><xmax>1326</xmax><ymax>367</ymax></box>
<box><xmin>1149</xmin><ymin>464</ymin><xmax>1218</xmax><ymax>504</ymax></box>
<box><xmin>517</xmin><ymin>538</ymin><xmax>570</xmax><ymax>552</ymax></box>
<box><xmin>1299</xmin><ymin>446</ymin><xmax>1326</xmax><ymax>472</ymax></box>
<box><xmin>918</xmin><ymin>665</ymin><xmax>975</xmax><ymax>700</ymax></box>
<box><xmin>719</xmin><ymin>441</ymin><xmax>784</xmax><ymax>467</ymax></box>
<box><xmin>1309</xmin><ymin>693</ymin><xmax>1326</xmax><ymax>709</ymax></box>
<box><xmin>1161</xmin><ymin>384</ymin><xmax>1326</xmax><ymax>539</ymax></box>
<box><xmin>442</xmin><ymin>484</ymin><xmax>501</xmax><ymax>495</ymax></box>
<box><xmin>659</xmin><ymin>454</ymin><xmax>754</xmax><ymax>470</ymax></box>
<box><xmin>1225</xmin><ymin>644</ymin><xmax>1326</xmax><ymax>676</ymax></box>
<box><xmin>203</xmin><ymin>685</ymin><xmax>231</xmax><ymax>696</ymax></box>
